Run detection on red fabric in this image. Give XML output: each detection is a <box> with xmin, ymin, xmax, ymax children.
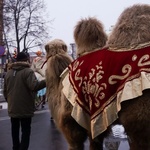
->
<box><xmin>68</xmin><ymin>47</ymin><xmax>150</xmax><ymax>119</ymax></box>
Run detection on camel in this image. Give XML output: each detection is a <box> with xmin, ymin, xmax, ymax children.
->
<box><xmin>41</xmin><ymin>4</ymin><xmax>150</xmax><ymax>149</ymax></box>
<box><xmin>62</xmin><ymin>4</ymin><xmax>150</xmax><ymax>150</ymax></box>
<box><xmin>44</xmin><ymin>18</ymin><xmax>108</xmax><ymax>150</ymax></box>
<box><xmin>106</xmin><ymin>4</ymin><xmax>150</xmax><ymax>150</ymax></box>
<box><xmin>44</xmin><ymin>39</ymin><xmax>87</xmax><ymax>150</ymax></box>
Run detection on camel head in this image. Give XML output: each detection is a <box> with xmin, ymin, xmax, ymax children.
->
<box><xmin>44</xmin><ymin>39</ymin><xmax>73</xmax><ymax>88</ymax></box>
<box><xmin>45</xmin><ymin>39</ymin><xmax>68</xmax><ymax>58</ymax></box>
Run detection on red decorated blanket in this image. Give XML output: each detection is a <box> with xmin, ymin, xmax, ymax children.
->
<box><xmin>66</xmin><ymin>46</ymin><xmax>150</xmax><ymax>138</ymax></box>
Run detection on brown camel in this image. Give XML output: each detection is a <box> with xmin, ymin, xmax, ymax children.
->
<box><xmin>44</xmin><ymin>17</ymin><xmax>108</xmax><ymax>150</ymax></box>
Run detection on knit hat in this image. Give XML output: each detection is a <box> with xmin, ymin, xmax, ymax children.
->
<box><xmin>16</xmin><ymin>52</ymin><xmax>29</xmax><ymax>61</ymax></box>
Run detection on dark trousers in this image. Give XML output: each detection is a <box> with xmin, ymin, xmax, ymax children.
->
<box><xmin>11</xmin><ymin>117</ymin><xmax>32</xmax><ymax>150</ymax></box>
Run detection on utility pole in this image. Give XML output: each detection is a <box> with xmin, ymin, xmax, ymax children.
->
<box><xmin>70</xmin><ymin>43</ymin><xmax>76</xmax><ymax>60</ymax></box>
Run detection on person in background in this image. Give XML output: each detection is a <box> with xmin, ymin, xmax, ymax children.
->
<box><xmin>31</xmin><ymin>50</ymin><xmax>47</xmax><ymax>110</ymax></box>
<box><xmin>3</xmin><ymin>52</ymin><xmax>46</xmax><ymax>150</ymax></box>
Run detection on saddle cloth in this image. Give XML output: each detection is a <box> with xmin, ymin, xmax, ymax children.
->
<box><xmin>62</xmin><ymin>46</ymin><xmax>150</xmax><ymax>139</ymax></box>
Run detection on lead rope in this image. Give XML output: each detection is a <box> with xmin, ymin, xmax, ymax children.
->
<box><xmin>41</xmin><ymin>55</ymin><xmax>52</xmax><ymax>69</ymax></box>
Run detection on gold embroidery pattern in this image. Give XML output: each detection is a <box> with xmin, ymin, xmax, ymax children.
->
<box><xmin>109</xmin><ymin>54</ymin><xmax>150</xmax><ymax>85</ymax></box>
<box><xmin>138</xmin><ymin>54</ymin><xmax>150</xmax><ymax>66</ymax></box>
<box><xmin>73</xmin><ymin>60</ymin><xmax>84</xmax><ymax>88</ymax></box>
<box><xmin>95</xmin><ymin>83</ymin><xmax>107</xmax><ymax>108</ymax></box>
<box><xmin>70</xmin><ymin>50</ymin><xmax>150</xmax><ymax>118</ymax></box>
<box><xmin>72</xmin><ymin>60</ymin><xmax>84</xmax><ymax>71</ymax></box>
<box><xmin>132</xmin><ymin>55</ymin><xmax>137</xmax><ymax>61</ymax></box>
<box><xmin>74</xmin><ymin>60</ymin><xmax>106</xmax><ymax>110</ymax></box>
<box><xmin>75</xmin><ymin>69</ymin><xmax>83</xmax><ymax>87</ymax></box>
<box><xmin>109</xmin><ymin>64</ymin><xmax>132</xmax><ymax>85</ymax></box>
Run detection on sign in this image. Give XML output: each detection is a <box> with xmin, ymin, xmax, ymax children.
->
<box><xmin>0</xmin><ymin>46</ymin><xmax>5</xmax><ymax>56</ymax></box>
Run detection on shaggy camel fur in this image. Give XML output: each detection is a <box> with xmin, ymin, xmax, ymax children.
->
<box><xmin>45</xmin><ymin>39</ymin><xmax>87</xmax><ymax>150</ymax></box>
<box><xmin>44</xmin><ymin>18</ymin><xmax>108</xmax><ymax>150</ymax></box>
<box><xmin>107</xmin><ymin>4</ymin><xmax>150</xmax><ymax>150</ymax></box>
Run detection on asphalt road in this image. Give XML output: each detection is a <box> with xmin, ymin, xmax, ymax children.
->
<box><xmin>0</xmin><ymin>103</ymin><xmax>129</xmax><ymax>150</ymax></box>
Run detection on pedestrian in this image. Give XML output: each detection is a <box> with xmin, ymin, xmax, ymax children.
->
<box><xmin>3</xmin><ymin>52</ymin><xmax>46</xmax><ymax>150</ymax></box>
<box><xmin>30</xmin><ymin>50</ymin><xmax>47</xmax><ymax>110</ymax></box>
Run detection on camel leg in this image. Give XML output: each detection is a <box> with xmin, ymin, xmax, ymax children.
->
<box><xmin>68</xmin><ymin>143</ymin><xmax>84</xmax><ymax>150</ymax></box>
<box><xmin>127</xmin><ymin>128</ymin><xmax>150</xmax><ymax>150</ymax></box>
<box><xmin>60</xmin><ymin>114</ymin><xmax>88</xmax><ymax>150</ymax></box>
<box><xmin>119</xmin><ymin>90</ymin><xmax>150</xmax><ymax>150</ymax></box>
<box><xmin>63</xmin><ymin>127</ymin><xmax>87</xmax><ymax>150</ymax></box>
<box><xmin>121</xmin><ymin>121</ymin><xmax>150</xmax><ymax>150</ymax></box>
<box><xmin>89</xmin><ymin>130</ymin><xmax>109</xmax><ymax>150</ymax></box>
<box><xmin>89</xmin><ymin>137</ymin><xmax>103</xmax><ymax>150</ymax></box>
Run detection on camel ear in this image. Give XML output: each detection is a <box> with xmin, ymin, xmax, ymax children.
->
<box><xmin>62</xmin><ymin>45</ymin><xmax>67</xmax><ymax>52</ymax></box>
<box><xmin>45</xmin><ymin>44</ymin><xmax>49</xmax><ymax>53</ymax></box>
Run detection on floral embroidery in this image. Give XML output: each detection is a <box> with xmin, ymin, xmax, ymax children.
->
<box><xmin>69</xmin><ymin>47</ymin><xmax>150</xmax><ymax>119</ymax></box>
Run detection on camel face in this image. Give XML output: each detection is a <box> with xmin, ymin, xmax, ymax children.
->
<box><xmin>45</xmin><ymin>39</ymin><xmax>68</xmax><ymax>58</ymax></box>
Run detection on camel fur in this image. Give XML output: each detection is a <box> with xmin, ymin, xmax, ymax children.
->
<box><xmin>44</xmin><ymin>17</ymin><xmax>108</xmax><ymax>150</ymax></box>
<box><xmin>107</xmin><ymin>4</ymin><xmax>150</xmax><ymax>150</ymax></box>
<box><xmin>45</xmin><ymin>39</ymin><xmax>87</xmax><ymax>150</ymax></box>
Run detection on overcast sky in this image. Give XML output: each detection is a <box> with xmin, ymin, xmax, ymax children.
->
<box><xmin>44</xmin><ymin>0</ymin><xmax>150</xmax><ymax>45</ymax></box>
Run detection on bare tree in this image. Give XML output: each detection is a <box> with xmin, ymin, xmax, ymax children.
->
<box><xmin>3</xmin><ymin>0</ymin><xmax>52</xmax><ymax>54</ymax></box>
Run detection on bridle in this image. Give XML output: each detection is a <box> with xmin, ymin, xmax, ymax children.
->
<box><xmin>41</xmin><ymin>55</ymin><xmax>52</xmax><ymax>69</ymax></box>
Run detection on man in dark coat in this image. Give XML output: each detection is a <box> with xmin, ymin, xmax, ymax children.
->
<box><xmin>3</xmin><ymin>52</ymin><xmax>46</xmax><ymax>150</ymax></box>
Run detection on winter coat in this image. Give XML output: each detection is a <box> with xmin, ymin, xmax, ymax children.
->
<box><xmin>3</xmin><ymin>61</ymin><xmax>46</xmax><ymax>118</ymax></box>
